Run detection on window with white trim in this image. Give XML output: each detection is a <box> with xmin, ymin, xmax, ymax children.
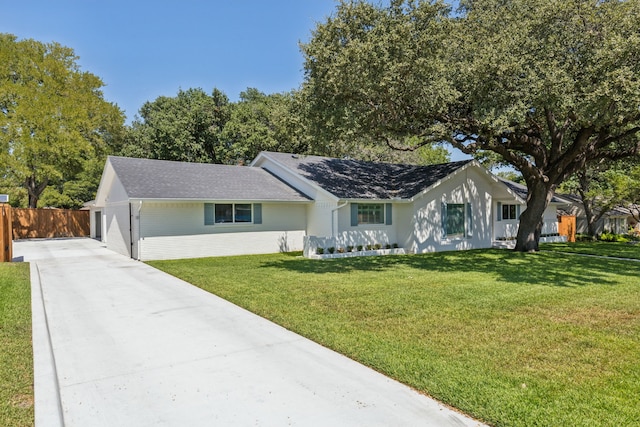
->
<box><xmin>446</xmin><ymin>203</ymin><xmax>465</xmax><ymax>237</ymax></box>
<box><xmin>358</xmin><ymin>203</ymin><xmax>384</xmax><ymax>225</ymax></box>
<box><xmin>441</xmin><ymin>202</ymin><xmax>473</xmax><ymax>239</ymax></box>
<box><xmin>502</xmin><ymin>204</ymin><xmax>519</xmax><ymax>220</ymax></box>
<box><xmin>205</xmin><ymin>203</ymin><xmax>261</xmax><ymax>225</ymax></box>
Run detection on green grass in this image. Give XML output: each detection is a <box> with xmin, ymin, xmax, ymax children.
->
<box><xmin>0</xmin><ymin>263</ymin><xmax>33</xmax><ymax>427</ymax></box>
<box><xmin>541</xmin><ymin>241</ymin><xmax>640</xmax><ymax>260</ymax></box>
<box><xmin>149</xmin><ymin>250</ymin><xmax>640</xmax><ymax>427</ymax></box>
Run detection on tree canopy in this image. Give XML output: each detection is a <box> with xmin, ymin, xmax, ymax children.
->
<box><xmin>121</xmin><ymin>88</ymin><xmax>230</xmax><ymax>164</ymax></box>
<box><xmin>0</xmin><ymin>34</ymin><xmax>124</xmax><ymax>208</ymax></box>
<box><xmin>302</xmin><ymin>0</ymin><xmax>640</xmax><ymax>251</ymax></box>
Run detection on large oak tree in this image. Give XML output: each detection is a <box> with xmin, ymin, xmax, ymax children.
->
<box><xmin>0</xmin><ymin>34</ymin><xmax>124</xmax><ymax>208</ymax></box>
<box><xmin>301</xmin><ymin>0</ymin><xmax>640</xmax><ymax>251</ymax></box>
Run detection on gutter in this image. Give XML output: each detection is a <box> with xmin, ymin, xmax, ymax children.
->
<box><xmin>331</xmin><ymin>201</ymin><xmax>349</xmax><ymax>238</ymax></box>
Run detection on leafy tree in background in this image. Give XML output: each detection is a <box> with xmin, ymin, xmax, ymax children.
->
<box><xmin>38</xmin><ymin>157</ymin><xmax>106</xmax><ymax>208</ymax></box>
<box><xmin>0</xmin><ymin>34</ymin><xmax>124</xmax><ymax>208</ymax></box>
<box><xmin>220</xmin><ymin>88</ymin><xmax>309</xmax><ymax>164</ymax></box>
<box><xmin>302</xmin><ymin>0</ymin><xmax>640</xmax><ymax>251</ymax></box>
<box><xmin>560</xmin><ymin>158</ymin><xmax>640</xmax><ymax>236</ymax></box>
<box><xmin>121</xmin><ymin>88</ymin><xmax>230</xmax><ymax>163</ymax></box>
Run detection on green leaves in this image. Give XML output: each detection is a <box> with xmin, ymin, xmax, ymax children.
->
<box><xmin>122</xmin><ymin>88</ymin><xmax>230</xmax><ymax>164</ymax></box>
<box><xmin>0</xmin><ymin>34</ymin><xmax>125</xmax><ymax>207</ymax></box>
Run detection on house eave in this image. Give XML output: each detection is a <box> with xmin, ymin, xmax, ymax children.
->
<box><xmin>126</xmin><ymin>197</ymin><xmax>313</xmax><ymax>204</ymax></box>
<box><xmin>338</xmin><ymin>198</ymin><xmax>412</xmax><ymax>204</ymax></box>
<box><xmin>252</xmin><ymin>152</ymin><xmax>340</xmax><ymax>202</ymax></box>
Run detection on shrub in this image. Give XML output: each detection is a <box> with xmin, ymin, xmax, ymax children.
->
<box><xmin>347</xmin><ymin>246</ymin><xmax>354</xmax><ymax>252</ymax></box>
<box><xmin>316</xmin><ymin>247</ymin><xmax>324</xmax><ymax>255</ymax></box>
<box><xmin>337</xmin><ymin>247</ymin><xmax>345</xmax><ymax>253</ymax></box>
<box><xmin>600</xmin><ymin>233</ymin><xmax>629</xmax><ymax>243</ymax></box>
<box><xmin>385</xmin><ymin>243</ymin><xmax>391</xmax><ymax>249</ymax></box>
<box><xmin>328</xmin><ymin>247</ymin><xmax>336</xmax><ymax>254</ymax></box>
<box><xmin>357</xmin><ymin>245</ymin><xmax>363</xmax><ymax>251</ymax></box>
<box><xmin>366</xmin><ymin>244</ymin><xmax>373</xmax><ymax>251</ymax></box>
<box><xmin>392</xmin><ymin>243</ymin><xmax>399</xmax><ymax>249</ymax></box>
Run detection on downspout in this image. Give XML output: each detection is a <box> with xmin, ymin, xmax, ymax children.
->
<box><xmin>331</xmin><ymin>201</ymin><xmax>349</xmax><ymax>238</ymax></box>
<box><xmin>136</xmin><ymin>201</ymin><xmax>143</xmax><ymax>261</ymax></box>
<box><xmin>129</xmin><ymin>202</ymin><xmax>133</xmax><ymax>258</ymax></box>
<box><xmin>129</xmin><ymin>200</ymin><xmax>143</xmax><ymax>260</ymax></box>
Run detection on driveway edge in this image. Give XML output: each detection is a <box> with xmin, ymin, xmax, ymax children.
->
<box><xmin>31</xmin><ymin>262</ymin><xmax>65</xmax><ymax>427</ymax></box>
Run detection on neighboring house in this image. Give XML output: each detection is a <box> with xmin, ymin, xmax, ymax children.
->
<box><xmin>558</xmin><ymin>194</ymin><xmax>633</xmax><ymax>235</ymax></box>
<box><xmin>91</xmin><ymin>152</ymin><xmax>566</xmax><ymax>261</ymax></box>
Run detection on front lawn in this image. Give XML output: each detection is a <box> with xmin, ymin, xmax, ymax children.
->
<box><xmin>149</xmin><ymin>250</ymin><xmax>640</xmax><ymax>427</ymax></box>
<box><xmin>541</xmin><ymin>241</ymin><xmax>640</xmax><ymax>260</ymax></box>
<box><xmin>0</xmin><ymin>263</ymin><xmax>33</xmax><ymax>427</ymax></box>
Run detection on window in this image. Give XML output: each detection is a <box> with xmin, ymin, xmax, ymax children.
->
<box><xmin>351</xmin><ymin>203</ymin><xmax>392</xmax><ymax>226</ymax></box>
<box><xmin>446</xmin><ymin>204</ymin><xmax>465</xmax><ymax>237</ymax></box>
<box><xmin>441</xmin><ymin>202</ymin><xmax>472</xmax><ymax>239</ymax></box>
<box><xmin>358</xmin><ymin>204</ymin><xmax>384</xmax><ymax>225</ymax></box>
<box><xmin>205</xmin><ymin>203</ymin><xmax>261</xmax><ymax>225</ymax></box>
<box><xmin>502</xmin><ymin>204</ymin><xmax>518</xmax><ymax>220</ymax></box>
<box><xmin>497</xmin><ymin>203</ymin><xmax>520</xmax><ymax>221</ymax></box>
<box><xmin>216</xmin><ymin>204</ymin><xmax>251</xmax><ymax>223</ymax></box>
<box><xmin>215</xmin><ymin>204</ymin><xmax>233</xmax><ymax>223</ymax></box>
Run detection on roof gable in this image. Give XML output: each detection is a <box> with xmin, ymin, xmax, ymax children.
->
<box><xmin>258</xmin><ymin>152</ymin><xmax>473</xmax><ymax>200</ymax></box>
<box><xmin>105</xmin><ymin>156</ymin><xmax>311</xmax><ymax>201</ymax></box>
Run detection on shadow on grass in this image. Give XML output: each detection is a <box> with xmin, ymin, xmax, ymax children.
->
<box><xmin>261</xmin><ymin>249</ymin><xmax>640</xmax><ymax>287</ymax></box>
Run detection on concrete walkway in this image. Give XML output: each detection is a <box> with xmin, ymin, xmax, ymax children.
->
<box><xmin>17</xmin><ymin>238</ymin><xmax>484</xmax><ymax>427</ymax></box>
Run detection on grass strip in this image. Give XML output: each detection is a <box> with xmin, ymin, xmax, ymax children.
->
<box><xmin>0</xmin><ymin>263</ymin><xmax>33</xmax><ymax>427</ymax></box>
<box><xmin>541</xmin><ymin>241</ymin><xmax>640</xmax><ymax>260</ymax></box>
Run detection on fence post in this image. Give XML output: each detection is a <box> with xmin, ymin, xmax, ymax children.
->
<box><xmin>1</xmin><ymin>204</ymin><xmax>12</xmax><ymax>262</ymax></box>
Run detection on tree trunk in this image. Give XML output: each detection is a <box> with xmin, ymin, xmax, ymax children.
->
<box><xmin>514</xmin><ymin>180</ymin><xmax>553</xmax><ymax>252</ymax></box>
<box><xmin>577</xmin><ymin>171</ymin><xmax>600</xmax><ymax>238</ymax></box>
<box><xmin>24</xmin><ymin>176</ymin><xmax>48</xmax><ymax>209</ymax></box>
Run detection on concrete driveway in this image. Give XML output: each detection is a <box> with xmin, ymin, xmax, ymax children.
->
<box><xmin>17</xmin><ymin>238</ymin><xmax>484</xmax><ymax>427</ymax></box>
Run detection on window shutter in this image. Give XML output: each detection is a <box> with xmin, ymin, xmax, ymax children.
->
<box><xmin>385</xmin><ymin>203</ymin><xmax>392</xmax><ymax>225</ymax></box>
<box><xmin>466</xmin><ymin>202</ymin><xmax>473</xmax><ymax>238</ymax></box>
<box><xmin>516</xmin><ymin>204</ymin><xmax>521</xmax><ymax>220</ymax></box>
<box><xmin>441</xmin><ymin>202</ymin><xmax>447</xmax><ymax>238</ymax></box>
<box><xmin>204</xmin><ymin>203</ymin><xmax>214</xmax><ymax>225</ymax></box>
<box><xmin>253</xmin><ymin>203</ymin><xmax>262</xmax><ymax>224</ymax></box>
<box><xmin>351</xmin><ymin>203</ymin><xmax>358</xmax><ymax>226</ymax></box>
<box><xmin>497</xmin><ymin>202</ymin><xmax>502</xmax><ymax>221</ymax></box>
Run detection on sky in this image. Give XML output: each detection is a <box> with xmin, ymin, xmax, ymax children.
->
<box><xmin>1</xmin><ymin>0</ymin><xmax>337</xmax><ymax>122</ymax></box>
<box><xmin>2</xmin><ymin>0</ymin><xmax>470</xmax><ymax>161</ymax></box>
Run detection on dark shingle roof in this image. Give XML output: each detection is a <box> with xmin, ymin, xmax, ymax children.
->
<box><xmin>262</xmin><ymin>152</ymin><xmax>473</xmax><ymax>199</ymax></box>
<box><xmin>108</xmin><ymin>156</ymin><xmax>311</xmax><ymax>201</ymax></box>
<box><xmin>500</xmin><ymin>178</ymin><xmax>567</xmax><ymax>204</ymax></box>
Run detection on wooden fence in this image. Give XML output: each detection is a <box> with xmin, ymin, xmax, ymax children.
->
<box><xmin>558</xmin><ymin>215</ymin><xmax>576</xmax><ymax>243</ymax></box>
<box><xmin>1</xmin><ymin>204</ymin><xmax>12</xmax><ymax>262</ymax></box>
<box><xmin>12</xmin><ymin>208</ymin><xmax>90</xmax><ymax>240</ymax></box>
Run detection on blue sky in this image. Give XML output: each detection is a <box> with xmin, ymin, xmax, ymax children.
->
<box><xmin>2</xmin><ymin>0</ymin><xmax>337</xmax><ymax>122</ymax></box>
<box><xmin>3</xmin><ymin>0</ymin><xmax>470</xmax><ymax>161</ymax></box>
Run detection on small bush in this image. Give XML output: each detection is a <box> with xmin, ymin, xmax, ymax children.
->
<box><xmin>357</xmin><ymin>245</ymin><xmax>363</xmax><ymax>251</ymax></box>
<box><xmin>316</xmin><ymin>247</ymin><xmax>324</xmax><ymax>255</ymax></box>
<box><xmin>600</xmin><ymin>233</ymin><xmax>629</xmax><ymax>243</ymax></box>
<box><xmin>392</xmin><ymin>243</ymin><xmax>399</xmax><ymax>249</ymax></box>
<box><xmin>347</xmin><ymin>246</ymin><xmax>354</xmax><ymax>252</ymax></box>
<box><xmin>385</xmin><ymin>243</ymin><xmax>391</xmax><ymax>249</ymax></box>
<box><xmin>374</xmin><ymin>243</ymin><xmax>382</xmax><ymax>250</ymax></box>
<box><xmin>337</xmin><ymin>247</ymin><xmax>345</xmax><ymax>253</ymax></box>
<box><xmin>366</xmin><ymin>244</ymin><xmax>373</xmax><ymax>251</ymax></box>
<box><xmin>328</xmin><ymin>247</ymin><xmax>336</xmax><ymax>254</ymax></box>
